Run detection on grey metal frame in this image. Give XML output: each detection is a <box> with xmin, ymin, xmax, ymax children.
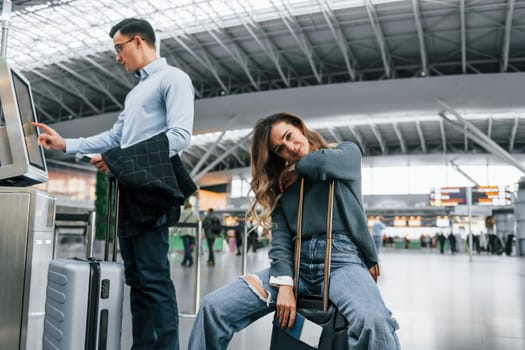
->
<box><xmin>0</xmin><ymin>187</ymin><xmax>55</xmax><ymax>350</ymax></box>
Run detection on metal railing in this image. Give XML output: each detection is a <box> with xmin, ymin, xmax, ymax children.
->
<box><xmin>176</xmin><ymin>221</ymin><xmax>259</xmax><ymax>318</ymax></box>
<box><xmin>176</xmin><ymin>221</ymin><xmax>203</xmax><ymax>318</ymax></box>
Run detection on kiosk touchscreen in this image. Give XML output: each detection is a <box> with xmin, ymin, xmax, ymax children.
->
<box><xmin>0</xmin><ymin>58</ymin><xmax>47</xmax><ymax>186</ymax></box>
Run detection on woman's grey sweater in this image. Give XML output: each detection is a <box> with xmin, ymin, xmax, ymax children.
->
<box><xmin>268</xmin><ymin>142</ymin><xmax>378</xmax><ymax>280</ymax></box>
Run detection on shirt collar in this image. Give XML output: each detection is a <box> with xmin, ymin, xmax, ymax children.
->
<box><xmin>134</xmin><ymin>57</ymin><xmax>167</xmax><ymax>80</ymax></box>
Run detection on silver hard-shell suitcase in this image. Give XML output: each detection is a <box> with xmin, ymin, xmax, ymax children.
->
<box><xmin>43</xmin><ymin>177</ymin><xmax>124</xmax><ymax>350</ymax></box>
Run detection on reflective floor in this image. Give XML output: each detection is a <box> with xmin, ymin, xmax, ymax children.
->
<box><xmin>59</xmin><ymin>242</ymin><xmax>525</xmax><ymax>349</ymax></box>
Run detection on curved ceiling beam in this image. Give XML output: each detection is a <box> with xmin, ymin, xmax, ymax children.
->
<box><xmin>460</xmin><ymin>0</ymin><xmax>467</xmax><ymax>73</ymax></box>
<box><xmin>54</xmin><ymin>62</ymin><xmax>122</xmax><ymax>108</ymax></box>
<box><xmin>412</xmin><ymin>0</ymin><xmax>428</xmax><ymax>76</ymax></box>
<box><xmin>439</xmin><ymin>119</ymin><xmax>447</xmax><ymax>153</ymax></box>
<box><xmin>271</xmin><ymin>0</ymin><xmax>323</xmax><ymax>83</ymax></box>
<box><xmin>190</xmin><ymin>130</ymin><xmax>228</xmax><ymax>177</ymax></box>
<box><xmin>501</xmin><ymin>0</ymin><xmax>516</xmax><ymax>72</ymax></box>
<box><xmin>393</xmin><ymin>122</ymin><xmax>407</xmax><ymax>154</ymax></box>
<box><xmin>193</xmin><ymin>131</ymin><xmax>253</xmax><ymax>181</ymax></box>
<box><xmin>415</xmin><ymin>121</ymin><xmax>426</xmax><ymax>153</ymax></box>
<box><xmin>370</xmin><ymin>123</ymin><xmax>386</xmax><ymax>155</ymax></box>
<box><xmin>327</xmin><ymin>127</ymin><xmax>341</xmax><ymax>143</ymax></box>
<box><xmin>171</xmin><ymin>34</ymin><xmax>229</xmax><ymax>93</ymax></box>
<box><xmin>32</xmin><ymin>70</ymin><xmax>101</xmax><ymax>114</ymax></box>
<box><xmin>318</xmin><ymin>0</ymin><xmax>356</xmax><ymax>80</ymax></box>
<box><xmin>364</xmin><ymin>0</ymin><xmax>391</xmax><ymax>78</ymax></box>
<box><xmin>438</xmin><ymin>100</ymin><xmax>525</xmax><ymax>174</ymax></box>
<box><xmin>228</xmin><ymin>0</ymin><xmax>293</xmax><ymax>87</ymax></box>
<box><xmin>509</xmin><ymin>116</ymin><xmax>519</xmax><ymax>152</ymax></box>
<box><xmin>32</xmin><ymin>86</ymin><xmax>77</xmax><ymax>119</ymax></box>
<box><xmin>347</xmin><ymin>124</ymin><xmax>365</xmax><ymax>155</ymax></box>
<box><xmin>194</xmin><ymin>2</ymin><xmax>260</xmax><ymax>90</ymax></box>
<box><xmin>84</xmin><ymin>56</ymin><xmax>133</xmax><ymax>90</ymax></box>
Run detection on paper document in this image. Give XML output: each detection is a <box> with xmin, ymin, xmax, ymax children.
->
<box><xmin>273</xmin><ymin>312</ymin><xmax>323</xmax><ymax>348</ymax></box>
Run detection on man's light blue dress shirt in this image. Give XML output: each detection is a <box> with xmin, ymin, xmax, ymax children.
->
<box><xmin>65</xmin><ymin>58</ymin><xmax>194</xmax><ymax>157</ymax></box>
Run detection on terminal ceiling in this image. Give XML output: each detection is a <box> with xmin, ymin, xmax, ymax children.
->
<box><xmin>2</xmin><ymin>0</ymin><xmax>525</xmax><ymax>175</ymax></box>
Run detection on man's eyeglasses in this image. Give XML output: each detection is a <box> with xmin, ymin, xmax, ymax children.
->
<box><xmin>114</xmin><ymin>37</ymin><xmax>136</xmax><ymax>54</ymax></box>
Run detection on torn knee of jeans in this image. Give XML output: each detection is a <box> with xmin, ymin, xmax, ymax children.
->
<box><xmin>241</xmin><ymin>274</ymin><xmax>271</xmax><ymax>306</ymax></box>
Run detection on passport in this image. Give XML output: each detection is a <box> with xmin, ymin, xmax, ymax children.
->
<box><xmin>273</xmin><ymin>311</ymin><xmax>323</xmax><ymax>348</ymax></box>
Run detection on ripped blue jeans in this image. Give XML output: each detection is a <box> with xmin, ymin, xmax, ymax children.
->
<box><xmin>187</xmin><ymin>233</ymin><xmax>400</xmax><ymax>349</ymax></box>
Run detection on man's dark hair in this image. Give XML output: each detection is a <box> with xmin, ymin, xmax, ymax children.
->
<box><xmin>109</xmin><ymin>18</ymin><xmax>156</xmax><ymax>46</ymax></box>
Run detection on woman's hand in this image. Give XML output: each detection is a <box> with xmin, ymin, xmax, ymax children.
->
<box><xmin>278</xmin><ymin>167</ymin><xmax>298</xmax><ymax>193</ymax></box>
<box><xmin>368</xmin><ymin>264</ymin><xmax>380</xmax><ymax>283</ymax></box>
<box><xmin>276</xmin><ymin>285</ymin><xmax>296</xmax><ymax>329</ymax></box>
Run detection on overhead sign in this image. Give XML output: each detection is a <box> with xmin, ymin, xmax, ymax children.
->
<box><xmin>430</xmin><ymin>187</ymin><xmax>466</xmax><ymax>206</ymax></box>
<box><xmin>430</xmin><ymin>186</ymin><xmax>512</xmax><ymax>206</ymax></box>
<box><xmin>472</xmin><ymin>186</ymin><xmax>511</xmax><ymax>206</ymax></box>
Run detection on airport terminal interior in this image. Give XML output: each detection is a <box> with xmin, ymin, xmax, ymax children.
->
<box><xmin>1</xmin><ymin>0</ymin><xmax>525</xmax><ymax>349</ymax></box>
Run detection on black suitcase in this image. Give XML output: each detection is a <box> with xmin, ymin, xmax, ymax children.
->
<box><xmin>43</xmin><ymin>177</ymin><xmax>124</xmax><ymax>350</ymax></box>
<box><xmin>270</xmin><ymin>180</ymin><xmax>349</xmax><ymax>350</ymax></box>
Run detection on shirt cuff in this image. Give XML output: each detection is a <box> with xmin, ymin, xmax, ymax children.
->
<box><xmin>269</xmin><ymin>275</ymin><xmax>294</xmax><ymax>287</ymax></box>
<box><xmin>64</xmin><ymin>138</ymin><xmax>82</xmax><ymax>155</ymax></box>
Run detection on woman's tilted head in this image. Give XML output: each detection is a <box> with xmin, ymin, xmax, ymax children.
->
<box><xmin>247</xmin><ymin>112</ymin><xmax>329</xmax><ymax>227</ymax></box>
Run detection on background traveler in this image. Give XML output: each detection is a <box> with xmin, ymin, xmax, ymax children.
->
<box><xmin>202</xmin><ymin>208</ymin><xmax>222</xmax><ymax>266</ymax></box>
<box><xmin>178</xmin><ymin>203</ymin><xmax>199</xmax><ymax>267</ymax></box>
<box><xmin>372</xmin><ymin>215</ymin><xmax>386</xmax><ymax>254</ymax></box>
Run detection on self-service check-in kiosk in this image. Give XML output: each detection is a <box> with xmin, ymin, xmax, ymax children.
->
<box><xmin>0</xmin><ymin>57</ymin><xmax>55</xmax><ymax>350</ymax></box>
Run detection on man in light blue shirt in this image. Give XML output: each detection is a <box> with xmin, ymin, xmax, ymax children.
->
<box><xmin>35</xmin><ymin>18</ymin><xmax>193</xmax><ymax>350</ymax></box>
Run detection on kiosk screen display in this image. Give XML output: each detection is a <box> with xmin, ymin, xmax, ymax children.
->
<box><xmin>11</xmin><ymin>70</ymin><xmax>45</xmax><ymax>170</ymax></box>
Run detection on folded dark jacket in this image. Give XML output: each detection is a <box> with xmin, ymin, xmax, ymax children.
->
<box><xmin>102</xmin><ymin>133</ymin><xmax>197</xmax><ymax>225</ymax></box>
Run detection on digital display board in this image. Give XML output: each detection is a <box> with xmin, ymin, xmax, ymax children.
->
<box><xmin>472</xmin><ymin>186</ymin><xmax>511</xmax><ymax>206</ymax></box>
<box><xmin>430</xmin><ymin>187</ymin><xmax>466</xmax><ymax>206</ymax></box>
<box><xmin>431</xmin><ymin>186</ymin><xmax>512</xmax><ymax>206</ymax></box>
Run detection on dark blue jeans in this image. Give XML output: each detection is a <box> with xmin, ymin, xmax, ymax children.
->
<box><xmin>119</xmin><ymin>222</ymin><xmax>179</xmax><ymax>350</ymax></box>
<box><xmin>205</xmin><ymin>235</ymin><xmax>216</xmax><ymax>263</ymax></box>
<box><xmin>181</xmin><ymin>235</ymin><xmax>194</xmax><ymax>266</ymax></box>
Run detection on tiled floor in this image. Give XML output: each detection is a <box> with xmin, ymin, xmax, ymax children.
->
<box><xmin>59</xmin><ymin>242</ymin><xmax>525</xmax><ymax>349</ymax></box>
<box><xmin>135</xmin><ymin>247</ymin><xmax>525</xmax><ymax>349</ymax></box>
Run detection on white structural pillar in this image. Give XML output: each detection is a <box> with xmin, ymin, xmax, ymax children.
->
<box><xmin>515</xmin><ymin>176</ymin><xmax>525</xmax><ymax>256</ymax></box>
<box><xmin>1</xmin><ymin>0</ymin><xmax>12</xmax><ymax>58</ymax></box>
<box><xmin>467</xmin><ymin>186</ymin><xmax>473</xmax><ymax>262</ymax></box>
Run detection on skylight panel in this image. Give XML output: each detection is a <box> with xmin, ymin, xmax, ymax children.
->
<box><xmin>151</xmin><ymin>1</ymin><xmax>173</xmax><ymax>11</ymax></box>
<box><xmin>190</xmin><ymin>128</ymin><xmax>252</xmax><ymax>146</ymax></box>
<box><xmin>209</xmin><ymin>0</ymin><xmax>235</xmax><ymax>17</ymax></box>
<box><xmin>4</xmin><ymin>0</ymin><xmax>399</xmax><ymax>70</ymax></box>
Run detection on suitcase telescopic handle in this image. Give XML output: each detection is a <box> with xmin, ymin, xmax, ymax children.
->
<box><xmin>104</xmin><ymin>176</ymin><xmax>120</xmax><ymax>262</ymax></box>
<box><xmin>293</xmin><ymin>178</ymin><xmax>334</xmax><ymax>312</ymax></box>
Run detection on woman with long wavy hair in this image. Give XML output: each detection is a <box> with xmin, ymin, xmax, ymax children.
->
<box><xmin>188</xmin><ymin>112</ymin><xmax>400</xmax><ymax>350</ymax></box>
